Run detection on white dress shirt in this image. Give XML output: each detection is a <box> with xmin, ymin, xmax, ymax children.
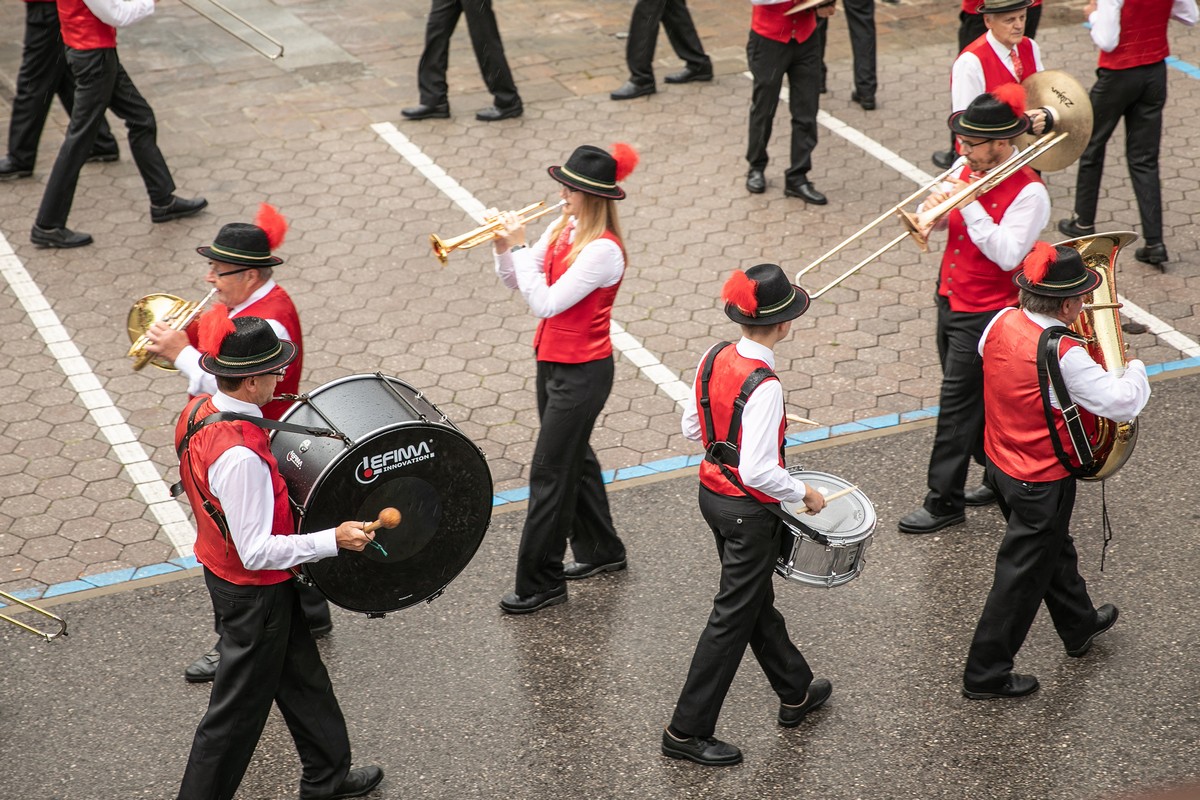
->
<box><xmin>950</xmin><ymin>31</ymin><xmax>1046</xmax><ymax>112</ymax></box>
<box><xmin>979</xmin><ymin>308</ymin><xmax>1151</xmax><ymax>421</ymax></box>
<box><xmin>681</xmin><ymin>338</ymin><xmax>808</xmax><ymax>504</ymax></box>
<box><xmin>1088</xmin><ymin>0</ymin><xmax>1198</xmax><ymax>52</ymax></box>
<box><xmin>82</xmin><ymin>0</ymin><xmax>155</xmax><ymax>28</ymax></box>
<box><xmin>928</xmin><ymin>152</ymin><xmax>1052</xmax><ymax>271</ymax></box>
<box><xmin>174</xmin><ymin>280</ymin><xmax>295</xmax><ymax>398</ymax></box>
<box><xmin>494</xmin><ymin>218</ymin><xmax>625</xmax><ymax>319</ymax></box>
<box><xmin>204</xmin><ymin>392</ymin><xmax>338</xmax><ymax>572</ymax></box>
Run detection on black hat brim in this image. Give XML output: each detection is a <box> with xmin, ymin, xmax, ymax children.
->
<box><xmin>547</xmin><ymin>166</ymin><xmax>626</xmax><ymax>200</ymax></box>
<box><xmin>977</xmin><ymin>0</ymin><xmax>1034</xmax><ymax>12</ymax></box>
<box><xmin>196</xmin><ymin>245</ymin><xmax>284</xmax><ymax>268</ymax></box>
<box><xmin>199</xmin><ymin>338</ymin><xmax>297</xmax><ymax>378</ymax></box>
<box><xmin>948</xmin><ymin>109</ymin><xmax>1032</xmax><ymax>140</ymax></box>
<box><xmin>725</xmin><ymin>285</ymin><xmax>812</xmax><ymax>325</ymax></box>
<box><xmin>1014</xmin><ymin>266</ymin><xmax>1104</xmax><ymax>298</ymax></box>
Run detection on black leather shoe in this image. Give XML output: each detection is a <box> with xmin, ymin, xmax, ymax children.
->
<box><xmin>151</xmin><ymin>195</ymin><xmax>208</xmax><ymax>223</ymax></box>
<box><xmin>30</xmin><ymin>224</ymin><xmax>93</xmax><ymax>249</ymax></box>
<box><xmin>962</xmin><ymin>672</ymin><xmax>1039</xmax><ymax>700</ymax></box>
<box><xmin>778</xmin><ymin>678</ymin><xmax>832</xmax><ymax>727</ymax></box>
<box><xmin>1066</xmin><ymin>604</ymin><xmax>1119</xmax><ymax>657</ymax></box>
<box><xmin>1057</xmin><ymin>217</ymin><xmax>1096</xmax><ymax>239</ymax></box>
<box><xmin>661</xmin><ymin>729</ymin><xmax>742</xmax><ymax>766</ymax></box>
<box><xmin>499</xmin><ymin>584</ymin><xmax>567</xmax><ymax>614</ymax></box>
<box><xmin>322</xmin><ymin>765</ymin><xmax>383</xmax><ymax>799</ymax></box>
<box><xmin>476</xmin><ymin>103</ymin><xmax>523</xmax><ymax>122</ymax></box>
<box><xmin>1135</xmin><ymin>243</ymin><xmax>1168</xmax><ymax>266</ymax></box>
<box><xmin>964</xmin><ymin>483</ymin><xmax>997</xmax><ymax>507</ymax></box>
<box><xmin>184</xmin><ymin>646</ymin><xmax>219</xmax><ymax>683</ymax></box>
<box><xmin>564</xmin><ymin>557</ymin><xmax>626</xmax><ymax>580</ymax></box>
<box><xmin>401</xmin><ymin>103</ymin><xmax>450</xmax><ymax>120</ymax></box>
<box><xmin>0</xmin><ymin>156</ymin><xmax>34</xmax><ymax>180</ymax></box>
<box><xmin>850</xmin><ymin>91</ymin><xmax>876</xmax><ymax>110</ymax></box>
<box><xmin>931</xmin><ymin>149</ymin><xmax>956</xmax><ymax>169</ymax></box>
<box><xmin>85</xmin><ymin>149</ymin><xmax>119</xmax><ymax>164</ymax></box>
<box><xmin>784</xmin><ymin>181</ymin><xmax>828</xmax><ymax>205</ymax></box>
<box><xmin>898</xmin><ymin>507</ymin><xmax>965</xmax><ymax>534</ymax></box>
<box><xmin>610</xmin><ymin>80</ymin><xmax>656</xmax><ymax>101</ymax></box>
<box><xmin>664</xmin><ymin>64</ymin><xmax>713</xmax><ymax>84</ymax></box>
<box><xmin>746</xmin><ymin>169</ymin><xmax>766</xmax><ymax>194</ymax></box>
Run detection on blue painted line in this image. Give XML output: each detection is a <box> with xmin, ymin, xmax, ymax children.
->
<box><xmin>13</xmin><ymin>356</ymin><xmax>1197</xmax><ymax>605</ymax></box>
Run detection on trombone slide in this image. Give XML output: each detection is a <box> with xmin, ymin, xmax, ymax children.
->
<box><xmin>179</xmin><ymin>0</ymin><xmax>285</xmax><ymax>60</ymax></box>
<box><xmin>0</xmin><ymin>590</ymin><xmax>67</xmax><ymax>642</ymax></box>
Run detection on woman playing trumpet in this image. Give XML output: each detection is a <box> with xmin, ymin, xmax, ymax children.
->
<box><xmin>490</xmin><ymin>143</ymin><xmax>638</xmax><ymax>614</ymax></box>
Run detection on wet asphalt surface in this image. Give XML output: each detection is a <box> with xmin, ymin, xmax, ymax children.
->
<box><xmin>2</xmin><ymin>372</ymin><xmax>1198</xmax><ymax>800</ymax></box>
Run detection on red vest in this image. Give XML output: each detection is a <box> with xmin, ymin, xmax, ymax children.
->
<box><xmin>186</xmin><ymin>284</ymin><xmax>304</xmax><ymax>420</ymax></box>
<box><xmin>533</xmin><ymin>230</ymin><xmax>623</xmax><ymax>364</ymax></box>
<box><xmin>175</xmin><ymin>396</ymin><xmax>294</xmax><ymax>586</ymax></box>
<box><xmin>696</xmin><ymin>345</ymin><xmax>787</xmax><ymax>504</ymax></box>
<box><xmin>939</xmin><ymin>163</ymin><xmax>1040</xmax><ymax>312</ymax></box>
<box><xmin>56</xmin><ymin>0</ymin><xmax>116</xmax><ymax>50</ymax></box>
<box><xmin>1098</xmin><ymin>0</ymin><xmax>1173</xmax><ymax>70</ymax></box>
<box><xmin>751</xmin><ymin>2</ymin><xmax>818</xmax><ymax>44</ymax></box>
<box><xmin>963</xmin><ymin>33</ymin><xmax>1039</xmax><ymax>87</ymax></box>
<box><xmin>983</xmin><ymin>309</ymin><xmax>1086</xmax><ymax>481</ymax></box>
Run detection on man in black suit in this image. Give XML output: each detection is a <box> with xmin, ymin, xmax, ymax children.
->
<box><xmin>610</xmin><ymin>0</ymin><xmax>713</xmax><ymax>100</ymax></box>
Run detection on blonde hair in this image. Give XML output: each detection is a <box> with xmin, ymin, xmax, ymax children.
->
<box><xmin>546</xmin><ymin>191</ymin><xmax>625</xmax><ymax>267</ymax></box>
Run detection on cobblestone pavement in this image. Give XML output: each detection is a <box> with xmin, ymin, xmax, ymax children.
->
<box><xmin>0</xmin><ymin>0</ymin><xmax>1197</xmax><ymax>596</ymax></box>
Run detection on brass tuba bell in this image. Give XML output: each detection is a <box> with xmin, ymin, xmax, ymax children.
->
<box><xmin>126</xmin><ymin>289</ymin><xmax>216</xmax><ymax>371</ymax></box>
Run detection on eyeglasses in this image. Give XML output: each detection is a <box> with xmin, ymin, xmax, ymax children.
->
<box><xmin>956</xmin><ymin>137</ymin><xmax>993</xmax><ymax>152</ymax></box>
<box><xmin>266</xmin><ymin>368</ymin><xmax>287</xmax><ymax>378</ymax></box>
<box><xmin>209</xmin><ymin>263</ymin><xmax>255</xmax><ymax>278</ymax></box>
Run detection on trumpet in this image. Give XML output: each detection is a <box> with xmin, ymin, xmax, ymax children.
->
<box><xmin>1</xmin><ymin>590</ymin><xmax>67</xmax><ymax>642</ymax></box>
<box><xmin>127</xmin><ymin>288</ymin><xmax>217</xmax><ymax>371</ymax></box>
<box><xmin>431</xmin><ymin>200</ymin><xmax>566</xmax><ymax>265</ymax></box>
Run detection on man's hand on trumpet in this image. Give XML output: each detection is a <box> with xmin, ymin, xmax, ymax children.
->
<box><xmin>489</xmin><ymin>208</ymin><xmax>527</xmax><ymax>255</ymax></box>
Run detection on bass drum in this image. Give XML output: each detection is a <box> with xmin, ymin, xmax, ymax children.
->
<box><xmin>270</xmin><ymin>373</ymin><xmax>492</xmax><ymax>615</ymax></box>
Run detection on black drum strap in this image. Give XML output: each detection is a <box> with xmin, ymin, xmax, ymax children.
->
<box><xmin>697</xmin><ymin>343</ymin><xmax>828</xmax><ymax>546</ymax></box>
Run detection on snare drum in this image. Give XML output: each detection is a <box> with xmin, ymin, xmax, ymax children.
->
<box><xmin>270</xmin><ymin>373</ymin><xmax>493</xmax><ymax>615</ymax></box>
<box><xmin>776</xmin><ymin>468</ymin><xmax>874</xmax><ymax>588</ymax></box>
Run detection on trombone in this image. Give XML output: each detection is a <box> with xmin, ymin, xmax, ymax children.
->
<box><xmin>180</xmin><ymin>0</ymin><xmax>285</xmax><ymax>60</ymax></box>
<box><xmin>1</xmin><ymin>590</ymin><xmax>67</xmax><ymax>642</ymax></box>
<box><xmin>127</xmin><ymin>288</ymin><xmax>218</xmax><ymax>371</ymax></box>
<box><xmin>431</xmin><ymin>200</ymin><xmax>566</xmax><ymax>265</ymax></box>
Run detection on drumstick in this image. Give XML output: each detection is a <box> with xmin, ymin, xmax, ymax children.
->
<box><xmin>363</xmin><ymin>507</ymin><xmax>401</xmax><ymax>534</ymax></box>
<box><xmin>820</xmin><ymin>485</ymin><xmax>859</xmax><ymax>504</ymax></box>
<box><xmin>786</xmin><ymin>413</ymin><xmax>819</xmax><ymax>426</ymax></box>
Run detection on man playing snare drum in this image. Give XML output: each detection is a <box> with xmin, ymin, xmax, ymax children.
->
<box><xmin>662</xmin><ymin>263</ymin><xmax>830</xmax><ymax>767</ymax></box>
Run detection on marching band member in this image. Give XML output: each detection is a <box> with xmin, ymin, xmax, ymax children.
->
<box><xmin>962</xmin><ymin>242</ymin><xmax>1150</xmax><ymax>699</ymax></box>
<box><xmin>1057</xmin><ymin>0</ymin><xmax>1198</xmax><ymax>267</ymax></box>
<box><xmin>173</xmin><ymin>316</ymin><xmax>381</xmax><ymax>800</ymax></box>
<box><xmin>899</xmin><ymin>86</ymin><xmax>1049</xmax><ymax>534</ymax></box>
<box><xmin>145</xmin><ymin>207</ymin><xmax>332</xmax><ymax>683</ymax></box>
<box><xmin>933</xmin><ymin>0</ymin><xmax>1047</xmax><ymax>169</ymax></box>
<box><xmin>663</xmin><ymin>264</ymin><xmax>829</xmax><ymax>767</ymax></box>
<box><xmin>490</xmin><ymin>144</ymin><xmax>637</xmax><ymax>614</ymax></box>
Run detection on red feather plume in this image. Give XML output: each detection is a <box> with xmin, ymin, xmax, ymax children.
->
<box><xmin>991</xmin><ymin>82</ymin><xmax>1027</xmax><ymax>120</ymax></box>
<box><xmin>197</xmin><ymin>305</ymin><xmax>235</xmax><ymax>357</ymax></box>
<box><xmin>1021</xmin><ymin>241</ymin><xmax>1057</xmax><ymax>286</ymax></box>
<box><xmin>254</xmin><ymin>203</ymin><xmax>287</xmax><ymax>250</ymax></box>
<box><xmin>722</xmin><ymin>270</ymin><xmax>759</xmax><ymax>315</ymax></box>
<box><xmin>610</xmin><ymin>142</ymin><xmax>639</xmax><ymax>182</ymax></box>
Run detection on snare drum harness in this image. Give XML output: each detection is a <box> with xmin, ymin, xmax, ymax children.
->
<box><xmin>698</xmin><ymin>342</ymin><xmax>828</xmax><ymax>546</ymax></box>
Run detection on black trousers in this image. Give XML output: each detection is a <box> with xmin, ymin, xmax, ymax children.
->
<box><xmin>178</xmin><ymin>570</ymin><xmax>352</xmax><ymax>800</ymax></box>
<box><xmin>6</xmin><ymin>1</ymin><xmax>116</xmax><ymax>169</ymax></box>
<box><xmin>963</xmin><ymin>464</ymin><xmax>1098</xmax><ymax>690</ymax></box>
<box><xmin>36</xmin><ymin>47</ymin><xmax>175</xmax><ymax>229</ymax></box>
<box><xmin>416</xmin><ymin>0</ymin><xmax>520</xmax><ymax>109</ymax></box>
<box><xmin>514</xmin><ymin>357</ymin><xmax>625</xmax><ymax>596</ymax></box>
<box><xmin>670</xmin><ymin>488</ymin><xmax>812</xmax><ymax>738</ymax></box>
<box><xmin>815</xmin><ymin>0</ymin><xmax>877</xmax><ymax>98</ymax></box>
<box><xmin>923</xmin><ymin>294</ymin><xmax>994</xmax><ymax>516</ymax></box>
<box><xmin>624</xmin><ymin>0</ymin><xmax>710</xmax><ymax>86</ymax></box>
<box><xmin>746</xmin><ymin>30</ymin><xmax>821</xmax><ymax>184</ymax></box>
<box><xmin>210</xmin><ymin>580</ymin><xmax>330</xmax><ymax>636</ymax></box>
<box><xmin>1071</xmin><ymin>61</ymin><xmax>1168</xmax><ymax>245</ymax></box>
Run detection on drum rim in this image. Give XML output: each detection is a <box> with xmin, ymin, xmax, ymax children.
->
<box><xmin>275</xmin><ymin>372</ymin><xmax>429</xmax><ymax>423</ymax></box>
<box><xmin>781</xmin><ymin>467</ymin><xmax>876</xmax><ymax>537</ymax></box>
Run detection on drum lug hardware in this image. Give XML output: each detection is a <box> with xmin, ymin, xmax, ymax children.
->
<box><xmin>425</xmin><ymin>589</ymin><xmax>445</xmax><ymax>604</ymax></box>
<box><xmin>366</xmin><ymin>612</ymin><xmax>387</xmax><ymax>619</ymax></box>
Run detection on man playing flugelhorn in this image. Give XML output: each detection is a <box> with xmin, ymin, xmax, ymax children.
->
<box><xmin>898</xmin><ymin>85</ymin><xmax>1050</xmax><ymax>534</ymax></box>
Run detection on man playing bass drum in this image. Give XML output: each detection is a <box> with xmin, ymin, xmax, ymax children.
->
<box><xmin>962</xmin><ymin>242</ymin><xmax>1150</xmax><ymax>699</ymax></box>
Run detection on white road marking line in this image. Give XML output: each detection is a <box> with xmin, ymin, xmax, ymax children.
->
<box><xmin>372</xmin><ymin>121</ymin><xmax>693</xmax><ymax>406</ymax></box>
<box><xmin>749</xmin><ymin>73</ymin><xmax>1200</xmax><ymax>358</ymax></box>
<box><xmin>0</xmin><ymin>237</ymin><xmax>196</xmax><ymax>555</ymax></box>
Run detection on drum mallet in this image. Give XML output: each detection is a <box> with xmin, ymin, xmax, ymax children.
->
<box><xmin>361</xmin><ymin>507</ymin><xmax>401</xmax><ymax>556</ymax></box>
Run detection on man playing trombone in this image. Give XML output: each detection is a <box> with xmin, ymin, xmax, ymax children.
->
<box><xmin>898</xmin><ymin>85</ymin><xmax>1049</xmax><ymax>535</ymax></box>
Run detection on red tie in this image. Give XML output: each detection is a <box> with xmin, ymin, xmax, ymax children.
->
<box><xmin>1011</xmin><ymin>46</ymin><xmax>1024</xmax><ymax>81</ymax></box>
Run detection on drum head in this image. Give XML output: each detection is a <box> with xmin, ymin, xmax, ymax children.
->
<box><xmin>273</xmin><ymin>375</ymin><xmax>493</xmax><ymax>614</ymax></box>
<box><xmin>781</xmin><ymin>469</ymin><xmax>875</xmax><ymax>544</ymax></box>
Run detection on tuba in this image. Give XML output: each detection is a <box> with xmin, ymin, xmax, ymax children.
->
<box><xmin>1057</xmin><ymin>231</ymin><xmax>1140</xmax><ymax>481</ymax></box>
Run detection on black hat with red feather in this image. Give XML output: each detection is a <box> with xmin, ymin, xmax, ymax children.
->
<box><xmin>197</xmin><ymin>204</ymin><xmax>288</xmax><ymax>268</ymax></box>
<box><xmin>949</xmin><ymin>83</ymin><xmax>1031</xmax><ymax>140</ymax></box>
<box><xmin>722</xmin><ymin>263</ymin><xmax>811</xmax><ymax>326</ymax></box>
<box><xmin>197</xmin><ymin>314</ymin><xmax>297</xmax><ymax>378</ymax></box>
<box><xmin>548</xmin><ymin>143</ymin><xmax>638</xmax><ymax>200</ymax></box>
<box><xmin>1013</xmin><ymin>241</ymin><xmax>1102</xmax><ymax>297</ymax></box>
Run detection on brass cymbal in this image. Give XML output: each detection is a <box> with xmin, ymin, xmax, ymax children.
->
<box><xmin>1017</xmin><ymin>69</ymin><xmax>1094</xmax><ymax>172</ymax></box>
